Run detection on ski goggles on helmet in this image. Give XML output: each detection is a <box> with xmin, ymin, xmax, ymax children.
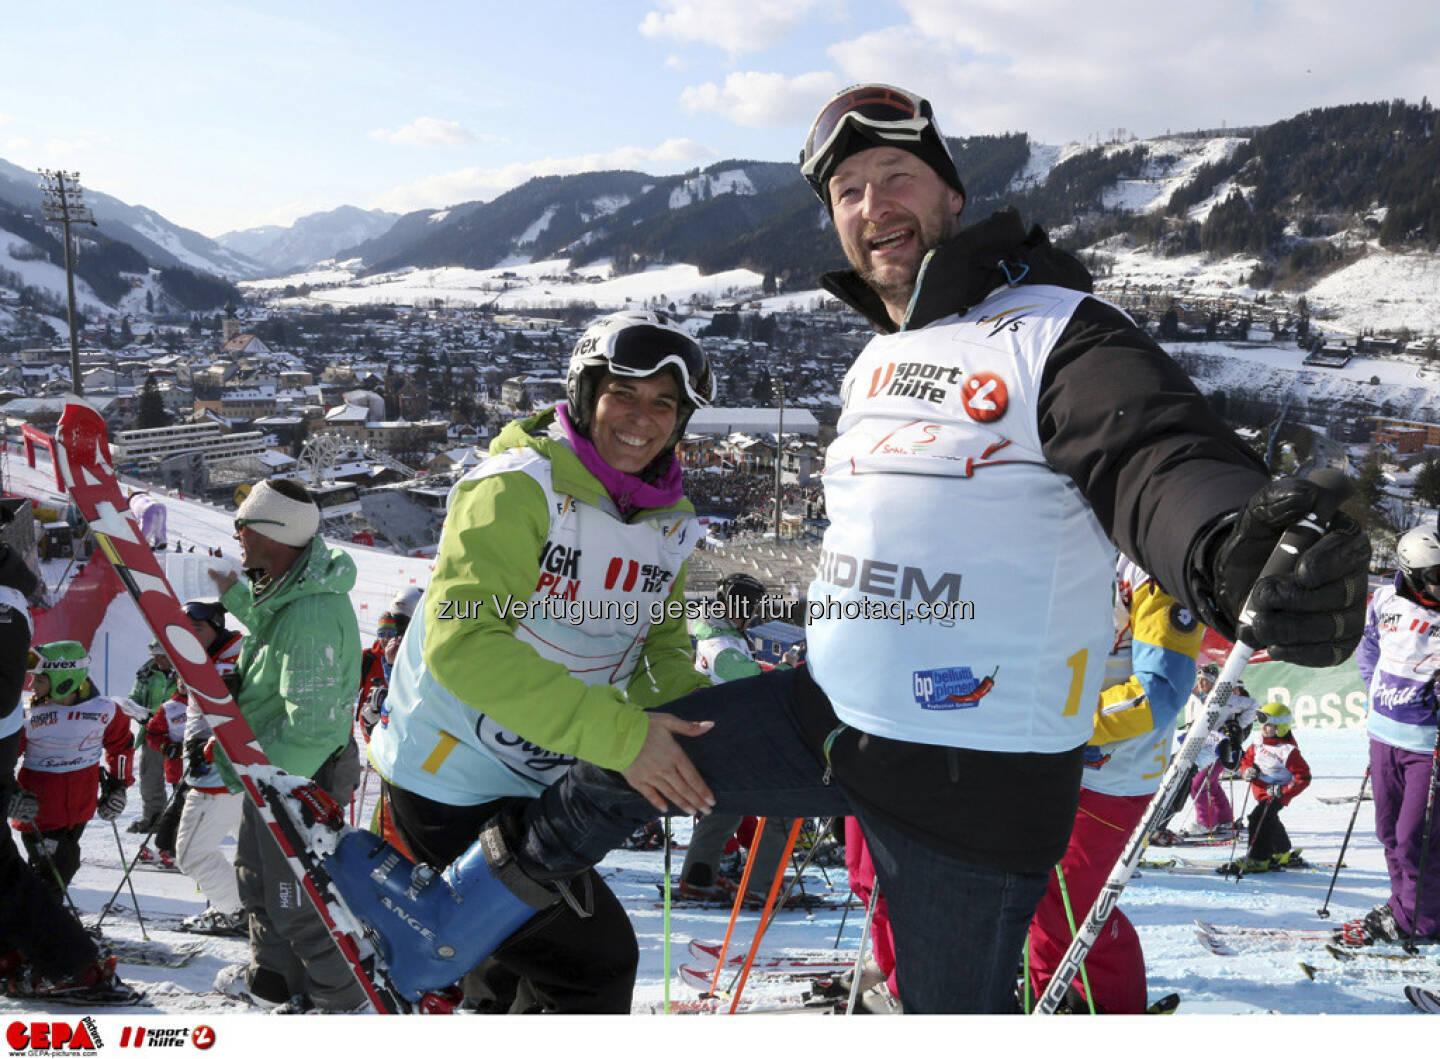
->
<box><xmin>800</xmin><ymin>84</ymin><xmax>939</xmax><ymax>193</ymax></box>
<box><xmin>585</xmin><ymin>323</ymin><xmax>716</xmax><ymax>408</ymax></box>
<box><xmin>1411</xmin><ymin>564</ymin><xmax>1440</xmax><ymax>591</ymax></box>
<box><xmin>183</xmin><ymin>600</ymin><xmax>222</xmax><ymax>624</ymax></box>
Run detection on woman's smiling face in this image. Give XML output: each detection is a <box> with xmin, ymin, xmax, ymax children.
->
<box><xmin>589</xmin><ymin>370</ymin><xmax>679</xmax><ymax>474</ymax></box>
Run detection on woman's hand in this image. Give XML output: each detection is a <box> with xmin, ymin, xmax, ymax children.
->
<box><xmin>621</xmin><ymin>712</ymin><xmax>716</xmax><ymax>816</ymax></box>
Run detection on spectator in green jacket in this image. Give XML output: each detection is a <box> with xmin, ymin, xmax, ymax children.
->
<box><xmin>209</xmin><ymin>479</ymin><xmax>363</xmax><ymax>1013</ymax></box>
<box><xmin>126</xmin><ymin>644</ymin><xmax>177</xmax><ymax>833</ymax></box>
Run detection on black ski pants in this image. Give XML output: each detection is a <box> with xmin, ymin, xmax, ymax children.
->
<box><xmin>0</xmin><ymin>798</ymin><xmax>98</xmax><ymax>976</ymax></box>
<box><xmin>22</xmin><ymin>822</ymin><xmax>85</xmax><ymax>895</ymax></box>
<box><xmin>1246</xmin><ymin>797</ymin><xmax>1291</xmax><ymax>861</ymax></box>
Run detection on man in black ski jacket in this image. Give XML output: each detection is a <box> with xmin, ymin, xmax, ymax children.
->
<box><xmin>0</xmin><ymin>501</ymin><xmax>133</xmax><ymax>999</ymax></box>
<box><xmin>318</xmin><ymin>83</ymin><xmax>1371</xmax><ymax>1015</ymax></box>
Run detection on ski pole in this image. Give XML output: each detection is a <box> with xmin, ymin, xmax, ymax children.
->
<box><xmin>720</xmin><ymin>815</ymin><xmax>850</xmax><ymax>994</ymax></box>
<box><xmin>32</xmin><ymin>834</ymin><xmax>79</xmax><ymax>914</ymax></box>
<box><xmin>1055</xmin><ymin>862</ymin><xmax>1096</xmax><ymax>1013</ymax></box>
<box><xmin>1318</xmin><ymin>766</ymin><xmax>1370</xmax><ymax>918</ymax></box>
<box><xmin>715</xmin><ymin>816</ymin><xmax>797</xmax><ymax>996</ymax></box>
<box><xmin>728</xmin><ymin>817</ymin><xmax>804</xmax><ymax>1014</ymax></box>
<box><xmin>706</xmin><ymin>816</ymin><xmax>768</xmax><ymax>998</ymax></box>
<box><xmin>1403</xmin><ymin>720</ymin><xmax>1440</xmax><ymax>954</ymax></box>
<box><xmin>1034</xmin><ymin>468</ymin><xmax>1351</xmax><ymax>1015</ymax></box>
<box><xmin>1233</xmin><ymin>794</ymin><xmax>1278</xmax><ymax>882</ymax></box>
<box><xmin>845</xmin><ymin>880</ymin><xmax>882</xmax><ymax>1015</ymax></box>
<box><xmin>794</xmin><ymin>818</ymin><xmax>833</xmax><ymax>891</ymax></box>
<box><xmin>1022</xmin><ymin>931</ymin><xmax>1033</xmax><ymax>1014</ymax></box>
<box><xmin>110</xmin><ymin>820</ymin><xmax>150</xmax><ymax>941</ymax></box>
<box><xmin>1224</xmin><ymin>776</ymin><xmax>1253</xmax><ymax>871</ymax></box>
<box><xmin>94</xmin><ymin>782</ymin><xmax>183</xmax><ymax>931</ymax></box>
<box><xmin>662</xmin><ymin>814</ymin><xmax>672</xmax><ymax>1015</ymax></box>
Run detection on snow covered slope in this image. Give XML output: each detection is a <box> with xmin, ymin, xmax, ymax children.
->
<box><xmin>0</xmin><ymin>444</ymin><xmax>1424</xmax><ymax>1029</ymax></box>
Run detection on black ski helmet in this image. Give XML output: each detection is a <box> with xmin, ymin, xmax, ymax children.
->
<box><xmin>565</xmin><ymin>311</ymin><xmax>715</xmax><ymax>453</ymax></box>
<box><xmin>183</xmin><ymin>598</ymin><xmax>229</xmax><ymax>640</ymax></box>
<box><xmin>716</xmin><ymin>572</ymin><xmax>767</xmax><ymax>626</ymax></box>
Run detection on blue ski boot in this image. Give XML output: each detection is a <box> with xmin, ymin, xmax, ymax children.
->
<box><xmin>324</xmin><ymin>823</ymin><xmax>557</xmax><ymax>1000</ymax></box>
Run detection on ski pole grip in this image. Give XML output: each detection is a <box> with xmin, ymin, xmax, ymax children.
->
<box><xmin>1237</xmin><ymin>467</ymin><xmax>1353</xmax><ymax>639</ymax></box>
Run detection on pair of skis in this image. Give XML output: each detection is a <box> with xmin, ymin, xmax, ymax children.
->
<box><xmin>30</xmin><ymin>400</ymin><xmax>415</xmax><ymax>1013</ymax></box>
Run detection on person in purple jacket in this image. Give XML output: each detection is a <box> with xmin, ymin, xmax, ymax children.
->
<box><xmin>1351</xmin><ymin>524</ymin><xmax>1440</xmax><ymax>945</ymax></box>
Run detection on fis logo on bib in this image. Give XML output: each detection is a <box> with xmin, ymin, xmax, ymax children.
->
<box><xmin>913</xmin><ymin>665</ymin><xmax>998</xmax><ymax>710</ymax></box>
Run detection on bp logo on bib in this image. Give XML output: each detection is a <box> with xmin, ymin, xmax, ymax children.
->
<box><xmin>913</xmin><ymin>665</ymin><xmax>998</xmax><ymax>710</ymax></box>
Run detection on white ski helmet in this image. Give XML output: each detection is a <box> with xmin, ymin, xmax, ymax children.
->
<box><xmin>565</xmin><ymin>311</ymin><xmax>715</xmax><ymax>453</ymax></box>
<box><xmin>1397</xmin><ymin>525</ymin><xmax>1440</xmax><ymax>600</ymax></box>
<box><xmin>389</xmin><ymin>585</ymin><xmax>423</xmax><ymax>620</ymax></box>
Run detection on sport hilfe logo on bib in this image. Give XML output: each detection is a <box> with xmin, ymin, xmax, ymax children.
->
<box><xmin>912</xmin><ymin>665</ymin><xmax>999</xmax><ymax>710</ymax></box>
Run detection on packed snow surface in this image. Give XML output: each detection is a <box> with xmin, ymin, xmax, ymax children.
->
<box><xmin>0</xmin><ymin>442</ymin><xmax>1419</xmax><ymax>1043</ymax></box>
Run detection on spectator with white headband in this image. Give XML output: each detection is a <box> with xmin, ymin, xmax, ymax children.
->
<box><xmin>208</xmin><ymin>478</ymin><xmax>364</xmax><ymax>1013</ymax></box>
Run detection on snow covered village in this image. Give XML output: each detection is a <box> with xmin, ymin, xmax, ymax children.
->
<box><xmin>3</xmin><ymin>5</ymin><xmax>1440</xmax><ymax>1047</ymax></box>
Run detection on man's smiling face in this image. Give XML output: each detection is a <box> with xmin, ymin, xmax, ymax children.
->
<box><xmin>829</xmin><ymin>146</ymin><xmax>965</xmax><ymax>324</ymax></box>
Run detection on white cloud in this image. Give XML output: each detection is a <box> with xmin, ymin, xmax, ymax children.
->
<box><xmin>680</xmin><ymin>71</ymin><xmax>841</xmax><ymax>127</ymax></box>
<box><xmin>640</xmin><ymin>0</ymin><xmax>839</xmax><ymax>56</ymax></box>
<box><xmin>4</xmin><ymin>139</ymin><xmax>31</xmax><ymax>155</ymax></box>
<box><xmin>370</xmin><ymin>117</ymin><xmax>493</xmax><ymax>148</ymax></box>
<box><xmin>41</xmin><ymin>134</ymin><xmax>112</xmax><ymax>158</ymax></box>
<box><xmin>827</xmin><ymin>1</ymin><xmax>1440</xmax><ymax>143</ymax></box>
<box><xmin>370</xmin><ymin>139</ymin><xmax>718</xmax><ymax>215</ymax></box>
<box><xmin>0</xmin><ymin>113</ymin><xmax>12</xmax><ymax>126</ymax></box>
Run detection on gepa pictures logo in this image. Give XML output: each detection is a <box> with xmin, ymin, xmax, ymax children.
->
<box><xmin>7</xmin><ymin>1018</ymin><xmax>102</xmax><ymax>1054</ymax></box>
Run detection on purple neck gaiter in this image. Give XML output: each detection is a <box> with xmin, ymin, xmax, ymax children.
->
<box><xmin>555</xmin><ymin>404</ymin><xmax>683</xmax><ymax>519</ymax></box>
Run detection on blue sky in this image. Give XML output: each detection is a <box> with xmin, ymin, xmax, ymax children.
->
<box><xmin>2</xmin><ymin>0</ymin><xmax>1436</xmax><ymax>238</ymax></box>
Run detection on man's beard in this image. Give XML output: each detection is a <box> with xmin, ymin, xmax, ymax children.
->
<box><xmin>849</xmin><ymin>203</ymin><xmax>954</xmax><ymax>306</ymax></box>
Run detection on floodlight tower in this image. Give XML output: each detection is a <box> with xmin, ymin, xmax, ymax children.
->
<box><xmin>39</xmin><ymin>169</ymin><xmax>96</xmax><ymax>396</ymax></box>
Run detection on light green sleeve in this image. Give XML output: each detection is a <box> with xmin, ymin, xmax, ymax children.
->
<box><xmin>711</xmin><ymin>647</ymin><xmax>764</xmax><ymax>684</ymax></box>
<box><xmin>424</xmin><ymin>472</ymin><xmax>652</xmax><ymax>772</ymax></box>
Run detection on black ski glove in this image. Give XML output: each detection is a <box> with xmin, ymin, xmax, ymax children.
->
<box><xmin>185</xmin><ymin>737</ymin><xmax>208</xmax><ymax>779</ymax></box>
<box><xmin>96</xmin><ymin>770</ymin><xmax>127</xmax><ymax>822</ymax></box>
<box><xmin>162</xmin><ymin>741</ymin><xmax>183</xmax><ymax>761</ymax></box>
<box><xmin>1188</xmin><ymin>476</ymin><xmax>1369</xmax><ymax>667</ymax></box>
<box><xmin>1216</xmin><ymin>721</ymin><xmax>1244</xmax><ymax>770</ymax></box>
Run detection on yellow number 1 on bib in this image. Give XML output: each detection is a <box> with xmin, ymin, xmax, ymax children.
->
<box><xmin>1062</xmin><ymin>648</ymin><xmax>1088</xmax><ymax>717</ymax></box>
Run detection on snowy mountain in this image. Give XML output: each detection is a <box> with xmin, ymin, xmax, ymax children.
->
<box><xmin>326</xmin><ymin>101</ymin><xmax>1440</xmax><ymax>312</ymax></box>
<box><xmin>0</xmin><ymin>157</ymin><xmax>264</xmax><ymax>280</ymax></box>
<box><xmin>217</xmin><ymin>205</ymin><xmax>399</xmax><ymax>274</ymax></box>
